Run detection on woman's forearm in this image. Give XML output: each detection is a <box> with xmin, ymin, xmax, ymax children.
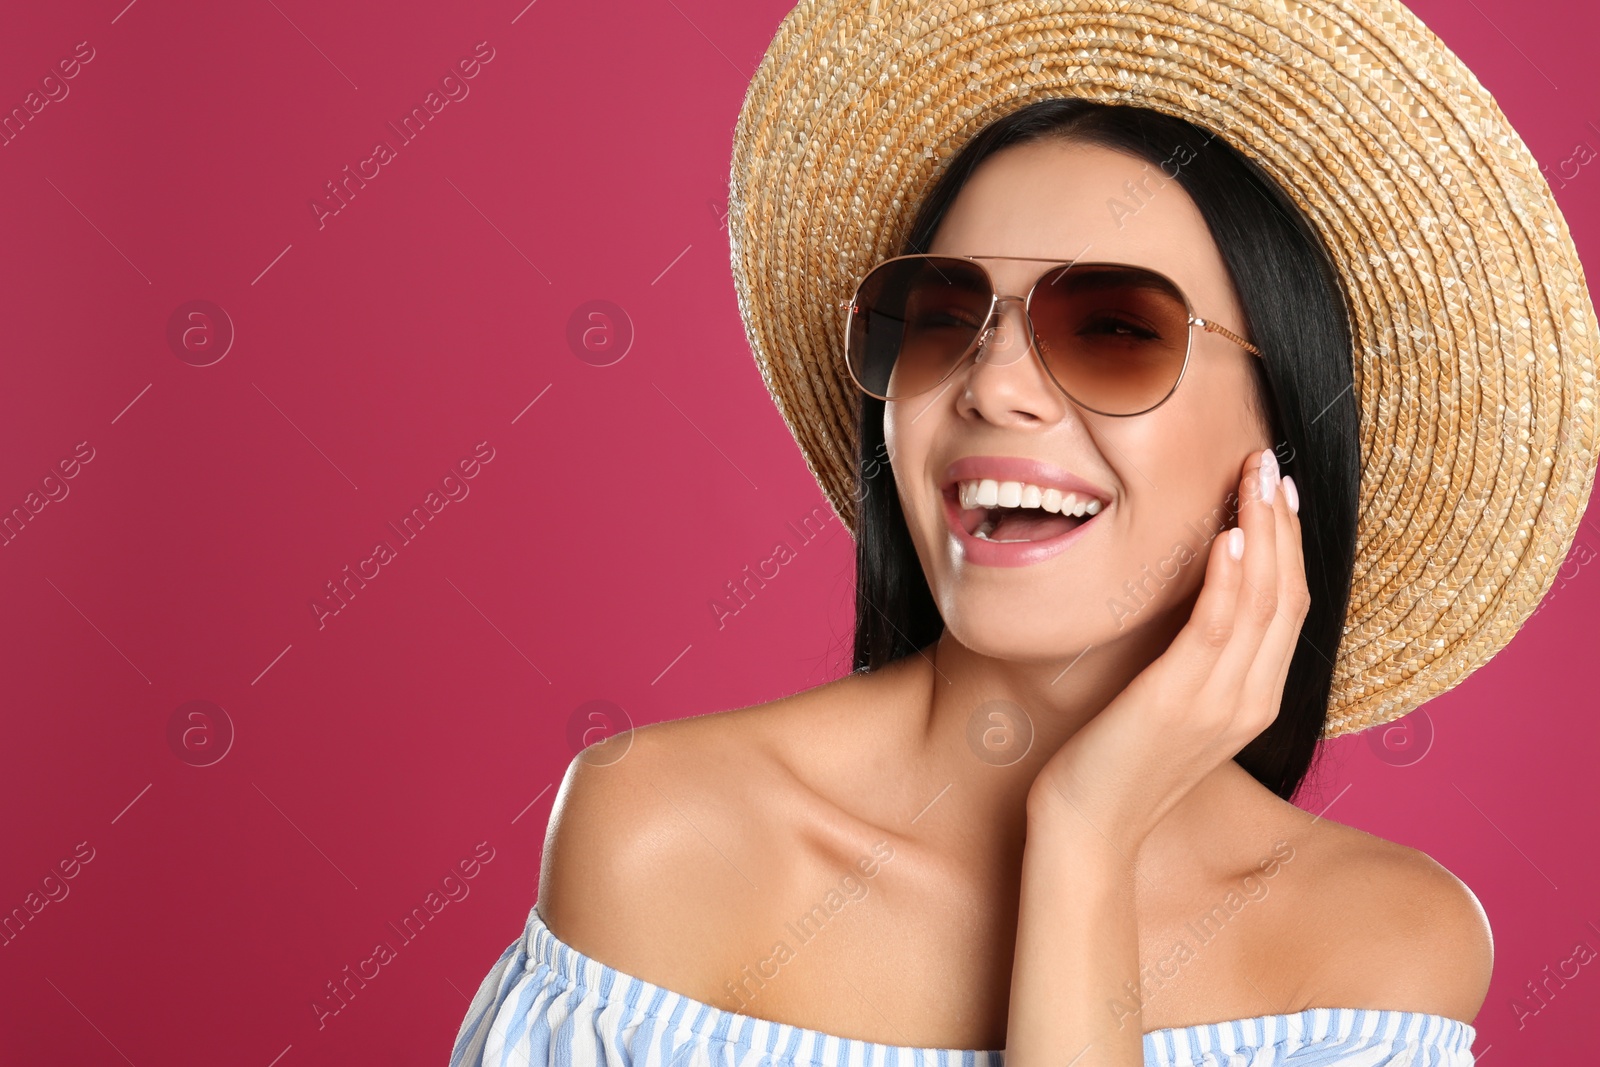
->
<box><xmin>1006</xmin><ymin>796</ymin><xmax>1145</xmax><ymax>1067</ymax></box>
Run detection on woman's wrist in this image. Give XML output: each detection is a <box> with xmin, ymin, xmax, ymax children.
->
<box><xmin>1025</xmin><ymin>779</ymin><xmax>1145</xmax><ymax>872</ymax></box>
<box><xmin>1009</xmin><ymin>790</ymin><xmax>1146</xmax><ymax>1067</ymax></box>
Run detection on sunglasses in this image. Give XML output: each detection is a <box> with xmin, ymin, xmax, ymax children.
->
<box><xmin>837</xmin><ymin>254</ymin><xmax>1262</xmax><ymax>416</ymax></box>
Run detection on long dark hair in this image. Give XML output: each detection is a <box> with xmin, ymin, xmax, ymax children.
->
<box><xmin>851</xmin><ymin>98</ymin><xmax>1360</xmax><ymax>802</ymax></box>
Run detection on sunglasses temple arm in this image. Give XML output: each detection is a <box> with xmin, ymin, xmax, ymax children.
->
<box><xmin>1198</xmin><ymin>317</ymin><xmax>1262</xmax><ymax>357</ymax></box>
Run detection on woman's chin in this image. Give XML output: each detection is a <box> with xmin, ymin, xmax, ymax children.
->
<box><xmin>940</xmin><ymin>610</ymin><xmax>1109</xmax><ymax>667</ymax></box>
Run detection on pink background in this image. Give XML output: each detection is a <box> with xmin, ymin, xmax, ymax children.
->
<box><xmin>1</xmin><ymin>0</ymin><xmax>1596</xmax><ymax>1062</ymax></box>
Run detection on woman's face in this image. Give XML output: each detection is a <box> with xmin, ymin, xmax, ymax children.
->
<box><xmin>886</xmin><ymin>138</ymin><xmax>1273</xmax><ymax>663</ymax></box>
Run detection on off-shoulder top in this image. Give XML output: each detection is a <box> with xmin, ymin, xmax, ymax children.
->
<box><xmin>448</xmin><ymin>905</ymin><xmax>1478</xmax><ymax>1066</ymax></box>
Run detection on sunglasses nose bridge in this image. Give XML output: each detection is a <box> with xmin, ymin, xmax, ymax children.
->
<box><xmin>973</xmin><ymin>293</ymin><xmax>1039</xmax><ymax>365</ymax></box>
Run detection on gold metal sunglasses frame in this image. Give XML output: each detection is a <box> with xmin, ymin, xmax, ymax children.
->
<box><xmin>836</xmin><ymin>253</ymin><xmax>1262</xmax><ymax>416</ymax></box>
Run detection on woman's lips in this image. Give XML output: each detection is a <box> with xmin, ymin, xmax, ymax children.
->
<box><xmin>941</xmin><ymin>484</ymin><xmax>1105</xmax><ymax>567</ymax></box>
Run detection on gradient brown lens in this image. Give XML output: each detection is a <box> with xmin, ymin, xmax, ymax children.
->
<box><xmin>1027</xmin><ymin>263</ymin><xmax>1193</xmax><ymax>415</ymax></box>
<box><xmin>845</xmin><ymin>256</ymin><xmax>991</xmax><ymax>399</ymax></box>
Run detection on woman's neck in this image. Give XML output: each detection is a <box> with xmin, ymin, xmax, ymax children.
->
<box><xmin>898</xmin><ymin>626</ymin><xmax>1274</xmax><ymax>877</ymax></box>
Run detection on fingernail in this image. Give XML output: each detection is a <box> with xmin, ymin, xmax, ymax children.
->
<box><xmin>1227</xmin><ymin>527</ymin><xmax>1244</xmax><ymax>560</ymax></box>
<box><xmin>1282</xmin><ymin>474</ymin><xmax>1299</xmax><ymax>515</ymax></box>
<box><xmin>1258</xmin><ymin>449</ymin><xmax>1278</xmax><ymax>505</ymax></box>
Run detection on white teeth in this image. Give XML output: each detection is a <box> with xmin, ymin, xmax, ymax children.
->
<box><xmin>954</xmin><ymin>478</ymin><xmax>1107</xmax><ymax>518</ymax></box>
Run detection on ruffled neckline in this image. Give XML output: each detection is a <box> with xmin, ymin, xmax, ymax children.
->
<box><xmin>524</xmin><ymin>905</ymin><xmax>1476</xmax><ymax>1064</ymax></box>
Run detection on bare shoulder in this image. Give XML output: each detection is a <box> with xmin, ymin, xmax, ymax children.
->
<box><xmin>534</xmin><ymin>688</ymin><xmax>852</xmax><ymax>1001</ymax></box>
<box><xmin>1291</xmin><ymin>815</ymin><xmax>1494</xmax><ymax>1024</ymax></box>
<box><xmin>538</xmin><ymin>710</ymin><xmax>763</xmax><ymax>961</ymax></box>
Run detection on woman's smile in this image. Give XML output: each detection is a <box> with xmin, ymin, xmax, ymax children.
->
<box><xmin>938</xmin><ymin>453</ymin><xmax>1112</xmax><ymax>567</ymax></box>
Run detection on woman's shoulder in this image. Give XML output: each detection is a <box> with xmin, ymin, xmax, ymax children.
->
<box><xmin>1270</xmin><ymin>808</ymin><xmax>1493</xmax><ymax>1024</ymax></box>
<box><xmin>533</xmin><ymin>678</ymin><xmax>879</xmax><ymax>1004</ymax></box>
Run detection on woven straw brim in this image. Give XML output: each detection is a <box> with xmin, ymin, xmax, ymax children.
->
<box><xmin>728</xmin><ymin>0</ymin><xmax>1599</xmax><ymax>738</ymax></box>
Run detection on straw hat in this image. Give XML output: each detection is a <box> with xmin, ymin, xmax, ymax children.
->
<box><xmin>727</xmin><ymin>0</ymin><xmax>1600</xmax><ymax>737</ymax></box>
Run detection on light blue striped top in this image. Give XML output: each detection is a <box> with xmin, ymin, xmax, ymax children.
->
<box><xmin>449</xmin><ymin>905</ymin><xmax>1478</xmax><ymax>1066</ymax></box>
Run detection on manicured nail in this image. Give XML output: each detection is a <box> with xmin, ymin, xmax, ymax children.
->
<box><xmin>1258</xmin><ymin>449</ymin><xmax>1278</xmax><ymax>505</ymax></box>
<box><xmin>1282</xmin><ymin>474</ymin><xmax>1299</xmax><ymax>515</ymax></box>
<box><xmin>1227</xmin><ymin>527</ymin><xmax>1245</xmax><ymax>560</ymax></box>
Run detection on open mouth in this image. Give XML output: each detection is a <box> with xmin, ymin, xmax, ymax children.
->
<box><xmin>945</xmin><ymin>479</ymin><xmax>1105</xmax><ymax>543</ymax></box>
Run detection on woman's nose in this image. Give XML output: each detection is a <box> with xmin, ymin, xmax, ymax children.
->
<box><xmin>957</xmin><ymin>296</ymin><xmax>1067</xmax><ymax>423</ymax></box>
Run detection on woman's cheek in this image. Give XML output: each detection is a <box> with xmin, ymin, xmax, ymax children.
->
<box><xmin>1100</xmin><ymin>506</ymin><xmax>1213</xmax><ymax>631</ymax></box>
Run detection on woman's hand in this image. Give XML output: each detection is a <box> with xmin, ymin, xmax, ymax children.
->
<box><xmin>1026</xmin><ymin>447</ymin><xmax>1310</xmax><ymax>858</ymax></box>
<box><xmin>1006</xmin><ymin>448</ymin><xmax>1307</xmax><ymax>1065</ymax></box>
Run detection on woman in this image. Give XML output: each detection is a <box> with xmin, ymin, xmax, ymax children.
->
<box><xmin>449</xmin><ymin>1</ymin><xmax>1597</xmax><ymax>1064</ymax></box>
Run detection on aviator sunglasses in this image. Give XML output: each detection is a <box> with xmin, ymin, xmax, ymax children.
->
<box><xmin>837</xmin><ymin>254</ymin><xmax>1262</xmax><ymax>416</ymax></box>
